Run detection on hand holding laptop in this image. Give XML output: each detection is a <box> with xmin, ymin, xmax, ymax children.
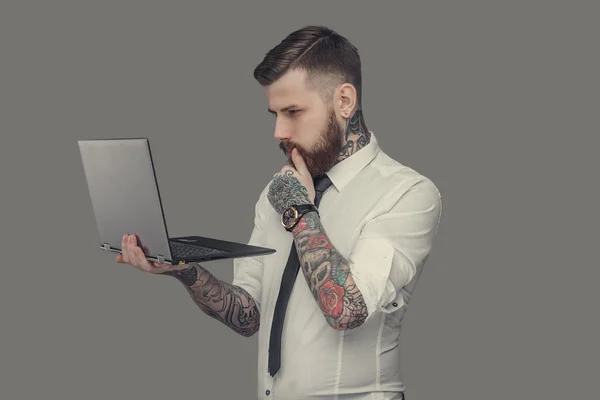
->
<box><xmin>78</xmin><ymin>138</ymin><xmax>276</xmax><ymax>266</ymax></box>
<box><xmin>116</xmin><ymin>234</ymin><xmax>191</xmax><ymax>274</ymax></box>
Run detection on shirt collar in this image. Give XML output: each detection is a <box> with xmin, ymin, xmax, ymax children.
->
<box><xmin>325</xmin><ymin>131</ymin><xmax>380</xmax><ymax>192</ymax></box>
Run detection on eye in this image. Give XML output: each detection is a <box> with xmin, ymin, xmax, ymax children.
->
<box><xmin>287</xmin><ymin>109</ymin><xmax>300</xmax><ymax>116</ymax></box>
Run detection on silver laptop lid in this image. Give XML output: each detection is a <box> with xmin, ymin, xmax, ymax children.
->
<box><xmin>78</xmin><ymin>138</ymin><xmax>174</xmax><ymax>264</ymax></box>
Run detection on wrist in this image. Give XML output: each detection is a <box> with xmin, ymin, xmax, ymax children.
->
<box><xmin>291</xmin><ymin>211</ymin><xmax>318</xmax><ymax>235</ymax></box>
<box><xmin>282</xmin><ymin>204</ymin><xmax>319</xmax><ymax>233</ymax></box>
<box><xmin>162</xmin><ymin>263</ymin><xmax>199</xmax><ymax>286</ymax></box>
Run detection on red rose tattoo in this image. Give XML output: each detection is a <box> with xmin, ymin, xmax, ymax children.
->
<box><xmin>319</xmin><ymin>278</ymin><xmax>345</xmax><ymax>319</ymax></box>
<box><xmin>291</xmin><ymin>218</ymin><xmax>307</xmax><ymax>234</ymax></box>
<box><xmin>291</xmin><ymin>211</ymin><xmax>368</xmax><ymax>330</ymax></box>
<box><xmin>307</xmin><ymin>233</ymin><xmax>333</xmax><ymax>249</ymax></box>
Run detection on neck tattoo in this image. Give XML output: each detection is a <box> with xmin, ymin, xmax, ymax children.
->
<box><xmin>340</xmin><ymin>106</ymin><xmax>371</xmax><ymax>160</ymax></box>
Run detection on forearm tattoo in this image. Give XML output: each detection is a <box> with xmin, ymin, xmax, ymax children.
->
<box><xmin>268</xmin><ymin>170</ymin><xmax>311</xmax><ymax>214</ymax></box>
<box><xmin>291</xmin><ymin>212</ymin><xmax>368</xmax><ymax>330</ymax></box>
<box><xmin>161</xmin><ymin>264</ymin><xmax>199</xmax><ymax>286</ymax></box>
<box><xmin>182</xmin><ymin>265</ymin><xmax>260</xmax><ymax>337</ymax></box>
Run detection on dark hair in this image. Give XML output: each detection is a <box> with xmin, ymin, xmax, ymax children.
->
<box><xmin>253</xmin><ymin>25</ymin><xmax>362</xmax><ymax>106</ymax></box>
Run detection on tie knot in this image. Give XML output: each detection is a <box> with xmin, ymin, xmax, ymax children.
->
<box><xmin>313</xmin><ymin>174</ymin><xmax>333</xmax><ymax>193</ymax></box>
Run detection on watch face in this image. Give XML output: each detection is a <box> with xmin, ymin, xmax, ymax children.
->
<box><xmin>282</xmin><ymin>207</ymin><xmax>298</xmax><ymax>228</ymax></box>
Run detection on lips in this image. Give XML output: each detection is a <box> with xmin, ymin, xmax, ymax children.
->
<box><xmin>280</xmin><ymin>140</ymin><xmax>298</xmax><ymax>156</ymax></box>
<box><xmin>281</xmin><ymin>143</ymin><xmax>293</xmax><ymax>154</ymax></box>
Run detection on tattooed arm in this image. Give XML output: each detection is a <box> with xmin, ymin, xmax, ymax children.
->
<box><xmin>291</xmin><ymin>212</ymin><xmax>368</xmax><ymax>331</ymax></box>
<box><xmin>164</xmin><ymin>264</ymin><xmax>260</xmax><ymax>337</ymax></box>
<box><xmin>267</xmin><ymin>158</ymin><xmax>367</xmax><ymax>330</ymax></box>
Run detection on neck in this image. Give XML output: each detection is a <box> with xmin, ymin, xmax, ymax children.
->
<box><xmin>338</xmin><ymin>106</ymin><xmax>370</xmax><ymax>162</ymax></box>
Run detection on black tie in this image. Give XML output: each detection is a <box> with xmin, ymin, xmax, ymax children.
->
<box><xmin>268</xmin><ymin>174</ymin><xmax>333</xmax><ymax>377</ymax></box>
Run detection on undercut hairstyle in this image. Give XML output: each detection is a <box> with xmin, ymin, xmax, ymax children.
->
<box><xmin>253</xmin><ymin>25</ymin><xmax>362</xmax><ymax>107</ymax></box>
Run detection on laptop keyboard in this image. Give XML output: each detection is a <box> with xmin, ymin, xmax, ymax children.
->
<box><xmin>169</xmin><ymin>240</ymin><xmax>225</xmax><ymax>258</ymax></box>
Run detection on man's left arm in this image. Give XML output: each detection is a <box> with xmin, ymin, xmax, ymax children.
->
<box><xmin>291</xmin><ymin>212</ymin><xmax>368</xmax><ymax>330</ymax></box>
<box><xmin>292</xmin><ymin>178</ymin><xmax>442</xmax><ymax>331</ymax></box>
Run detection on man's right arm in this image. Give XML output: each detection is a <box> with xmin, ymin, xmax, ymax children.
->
<box><xmin>156</xmin><ymin>184</ymin><xmax>271</xmax><ymax>337</ymax></box>
<box><xmin>165</xmin><ymin>263</ymin><xmax>260</xmax><ymax>337</ymax></box>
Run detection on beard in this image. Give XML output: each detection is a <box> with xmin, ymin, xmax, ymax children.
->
<box><xmin>279</xmin><ymin>108</ymin><xmax>345</xmax><ymax>178</ymax></box>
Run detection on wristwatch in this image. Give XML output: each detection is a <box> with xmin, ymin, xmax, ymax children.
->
<box><xmin>281</xmin><ymin>204</ymin><xmax>319</xmax><ymax>232</ymax></box>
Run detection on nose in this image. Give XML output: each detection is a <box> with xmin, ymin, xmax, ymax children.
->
<box><xmin>273</xmin><ymin>119</ymin><xmax>291</xmax><ymax>141</ymax></box>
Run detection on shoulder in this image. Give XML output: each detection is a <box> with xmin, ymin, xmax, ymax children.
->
<box><xmin>367</xmin><ymin>149</ymin><xmax>442</xmax><ymax>204</ymax></box>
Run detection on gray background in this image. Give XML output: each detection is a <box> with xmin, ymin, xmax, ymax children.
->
<box><xmin>1</xmin><ymin>1</ymin><xmax>597</xmax><ymax>399</ymax></box>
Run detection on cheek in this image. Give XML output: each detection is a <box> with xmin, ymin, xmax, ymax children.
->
<box><xmin>302</xmin><ymin>118</ymin><xmax>326</xmax><ymax>141</ymax></box>
<box><xmin>290</xmin><ymin>113</ymin><xmax>325</xmax><ymax>148</ymax></box>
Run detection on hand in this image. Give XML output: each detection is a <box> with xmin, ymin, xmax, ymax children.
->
<box><xmin>268</xmin><ymin>148</ymin><xmax>315</xmax><ymax>214</ymax></box>
<box><xmin>116</xmin><ymin>234</ymin><xmax>191</xmax><ymax>274</ymax></box>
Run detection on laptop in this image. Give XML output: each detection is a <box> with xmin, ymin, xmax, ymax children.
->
<box><xmin>77</xmin><ymin>138</ymin><xmax>276</xmax><ymax>265</ymax></box>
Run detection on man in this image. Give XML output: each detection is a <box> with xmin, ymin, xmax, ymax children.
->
<box><xmin>118</xmin><ymin>25</ymin><xmax>442</xmax><ymax>400</ymax></box>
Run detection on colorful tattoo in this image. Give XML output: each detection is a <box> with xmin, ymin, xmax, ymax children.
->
<box><xmin>268</xmin><ymin>170</ymin><xmax>311</xmax><ymax>214</ymax></box>
<box><xmin>292</xmin><ymin>213</ymin><xmax>368</xmax><ymax>330</ymax></box>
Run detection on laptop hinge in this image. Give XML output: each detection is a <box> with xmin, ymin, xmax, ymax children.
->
<box><xmin>157</xmin><ymin>254</ymin><xmax>165</xmax><ymax>264</ymax></box>
<box><xmin>102</xmin><ymin>243</ymin><xmax>111</xmax><ymax>251</ymax></box>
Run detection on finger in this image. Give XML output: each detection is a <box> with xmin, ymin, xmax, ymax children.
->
<box><xmin>127</xmin><ymin>235</ymin><xmax>140</xmax><ymax>267</ymax></box>
<box><xmin>279</xmin><ymin>162</ymin><xmax>291</xmax><ymax>171</ymax></box>
<box><xmin>291</xmin><ymin>148</ymin><xmax>308</xmax><ymax>175</ymax></box>
<box><xmin>134</xmin><ymin>246</ymin><xmax>155</xmax><ymax>272</ymax></box>
<box><xmin>128</xmin><ymin>235</ymin><xmax>164</xmax><ymax>273</ymax></box>
<box><xmin>121</xmin><ymin>234</ymin><xmax>130</xmax><ymax>263</ymax></box>
<box><xmin>280</xmin><ymin>163</ymin><xmax>296</xmax><ymax>174</ymax></box>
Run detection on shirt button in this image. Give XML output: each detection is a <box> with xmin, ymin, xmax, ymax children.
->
<box><xmin>266</xmin><ymin>389</ymin><xmax>271</xmax><ymax>395</ymax></box>
<box><xmin>393</xmin><ymin>302</ymin><xmax>398</xmax><ymax>307</ymax></box>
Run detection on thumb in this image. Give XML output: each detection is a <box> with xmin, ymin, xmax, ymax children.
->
<box><xmin>292</xmin><ymin>148</ymin><xmax>309</xmax><ymax>175</ymax></box>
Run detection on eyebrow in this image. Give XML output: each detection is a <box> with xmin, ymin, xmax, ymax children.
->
<box><xmin>268</xmin><ymin>104</ymin><xmax>300</xmax><ymax>115</ymax></box>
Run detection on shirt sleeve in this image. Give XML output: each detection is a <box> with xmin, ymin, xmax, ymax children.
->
<box><xmin>347</xmin><ymin>177</ymin><xmax>442</xmax><ymax>322</ymax></box>
<box><xmin>231</xmin><ymin>185</ymin><xmax>270</xmax><ymax>314</ymax></box>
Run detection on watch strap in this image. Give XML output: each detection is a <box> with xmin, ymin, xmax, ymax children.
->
<box><xmin>284</xmin><ymin>204</ymin><xmax>319</xmax><ymax>231</ymax></box>
<box><xmin>292</xmin><ymin>204</ymin><xmax>318</xmax><ymax>214</ymax></box>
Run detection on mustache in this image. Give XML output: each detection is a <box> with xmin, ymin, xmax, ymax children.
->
<box><xmin>279</xmin><ymin>141</ymin><xmax>298</xmax><ymax>153</ymax></box>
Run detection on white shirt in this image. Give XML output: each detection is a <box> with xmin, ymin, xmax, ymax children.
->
<box><xmin>232</xmin><ymin>132</ymin><xmax>442</xmax><ymax>400</ymax></box>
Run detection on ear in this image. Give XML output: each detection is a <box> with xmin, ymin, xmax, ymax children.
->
<box><xmin>337</xmin><ymin>83</ymin><xmax>357</xmax><ymax>118</ymax></box>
